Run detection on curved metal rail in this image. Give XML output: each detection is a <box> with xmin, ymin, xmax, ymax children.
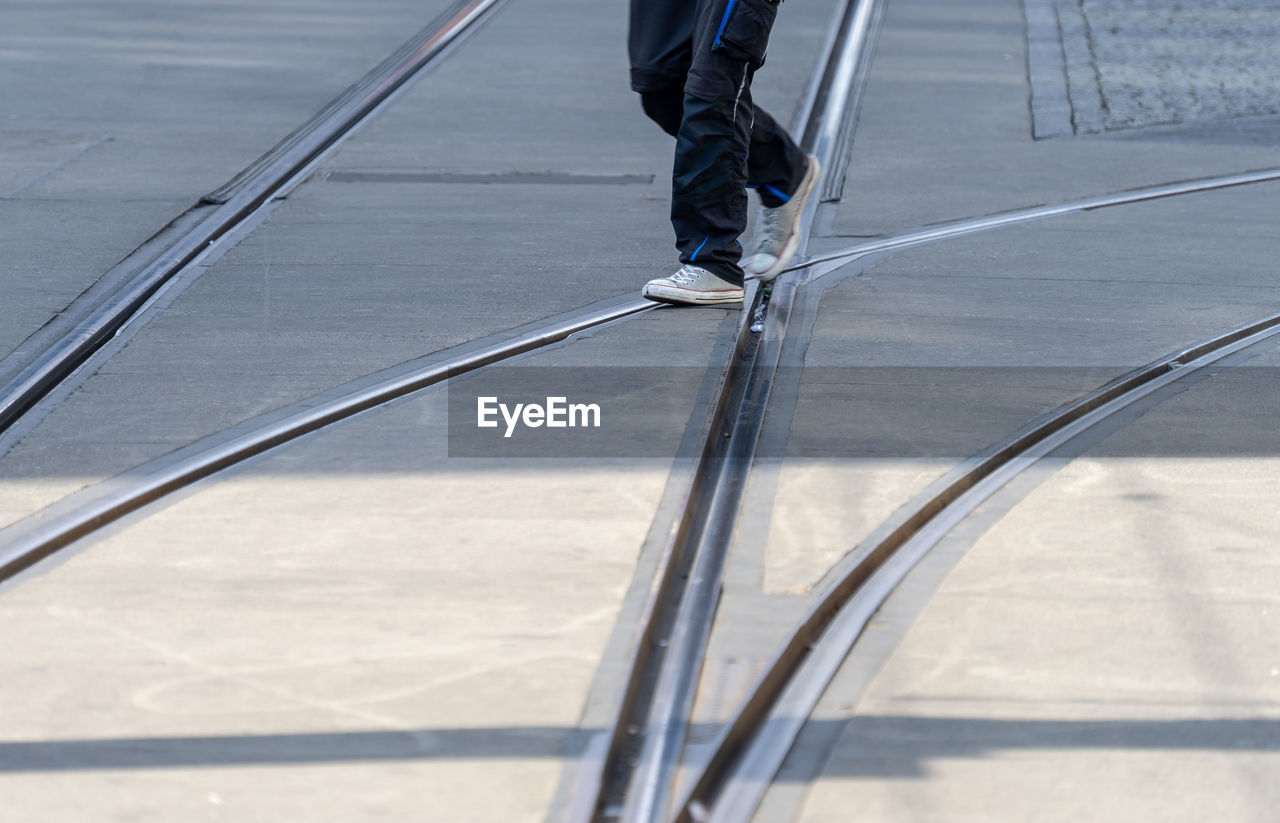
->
<box><xmin>670</xmin><ymin>308</ymin><xmax>1280</xmax><ymax>823</ymax></box>
<box><xmin>786</xmin><ymin>166</ymin><xmax>1280</xmax><ymax>277</ymax></box>
<box><xmin>0</xmin><ymin>295</ymin><xmax>651</xmax><ymax>584</ymax></box>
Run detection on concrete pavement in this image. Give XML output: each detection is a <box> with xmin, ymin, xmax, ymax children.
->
<box><xmin>0</xmin><ymin>0</ymin><xmax>459</xmax><ymax>370</ymax></box>
<box><xmin>2</xmin><ymin>0</ymin><xmax>1280</xmax><ymax>820</ymax></box>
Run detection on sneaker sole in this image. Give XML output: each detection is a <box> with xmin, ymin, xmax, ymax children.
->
<box><xmin>642</xmin><ymin>284</ymin><xmax>745</xmax><ymax>306</ymax></box>
<box><xmin>745</xmin><ymin>155</ymin><xmax>821</xmax><ymax>282</ymax></box>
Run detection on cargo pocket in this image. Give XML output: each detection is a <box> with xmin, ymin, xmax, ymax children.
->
<box><xmin>711</xmin><ymin>0</ymin><xmax>779</xmax><ymax>68</ymax></box>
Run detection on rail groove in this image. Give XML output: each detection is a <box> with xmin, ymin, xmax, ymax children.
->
<box><xmin>566</xmin><ymin>0</ymin><xmax>883</xmax><ymax>820</ymax></box>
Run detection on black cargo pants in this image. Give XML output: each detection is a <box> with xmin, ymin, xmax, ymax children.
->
<box><xmin>630</xmin><ymin>0</ymin><xmax>809</xmax><ymax>285</ymax></box>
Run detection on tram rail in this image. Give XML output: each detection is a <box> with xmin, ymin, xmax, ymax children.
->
<box><xmin>669</xmin><ymin>308</ymin><xmax>1280</xmax><ymax>823</ymax></box>
<box><xmin>565</xmin><ymin>0</ymin><xmax>884</xmax><ymax>816</ymax></box>
<box><xmin>1</xmin><ymin>2</ymin><xmax>1279</xmax><ymax>821</ymax></box>
<box><xmin>0</xmin><ymin>0</ymin><xmax>513</xmax><ymax>438</ymax></box>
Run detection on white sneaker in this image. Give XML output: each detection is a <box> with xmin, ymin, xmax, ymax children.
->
<box><xmin>642</xmin><ymin>264</ymin><xmax>745</xmax><ymax>306</ymax></box>
<box><xmin>743</xmin><ymin>154</ymin><xmax>821</xmax><ymax>281</ymax></box>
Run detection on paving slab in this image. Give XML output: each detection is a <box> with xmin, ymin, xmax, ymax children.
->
<box><xmin>1053</xmin><ymin>0</ymin><xmax>1280</xmax><ymax>134</ymax></box>
<box><xmin>0</xmin><ymin>0</ymin><xmax>458</xmax><ymax>364</ymax></box>
<box><xmin>789</xmin><ymin>338</ymin><xmax>1280</xmax><ymax>823</ymax></box>
<box><xmin>832</xmin><ymin>0</ymin><xmax>1280</xmax><ymax>237</ymax></box>
<box><xmin>0</xmin><ymin>197</ymin><xmax>187</xmax><ymax>354</ymax></box>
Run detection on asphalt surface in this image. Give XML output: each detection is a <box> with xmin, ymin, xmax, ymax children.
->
<box><xmin>0</xmin><ymin>0</ymin><xmax>459</xmax><ymax>368</ymax></box>
<box><xmin>2</xmin><ymin>0</ymin><xmax>1279</xmax><ymax>820</ymax></box>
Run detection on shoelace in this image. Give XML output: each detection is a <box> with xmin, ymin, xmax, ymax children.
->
<box><xmin>670</xmin><ymin>265</ymin><xmax>705</xmax><ymax>285</ymax></box>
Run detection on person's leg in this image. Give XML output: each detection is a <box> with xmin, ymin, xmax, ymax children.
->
<box><xmin>629</xmin><ymin>0</ymin><xmax>693</xmax><ymax>112</ymax></box>
<box><xmin>740</xmin><ymin>98</ymin><xmax>820</xmax><ymax>279</ymax></box>
<box><xmin>667</xmin><ymin>89</ymin><xmax>754</xmax><ymax>284</ymax></box>
<box><xmin>640</xmin><ymin>76</ymin><xmax>757</xmax><ymax>305</ymax></box>
<box><xmin>637</xmin><ymin>0</ymin><xmax>807</xmax><ymax>303</ymax></box>
<box><xmin>629</xmin><ymin>0</ymin><xmax>748</xmax><ymax>303</ymax></box>
<box><xmin>640</xmin><ymin>87</ymin><xmax>811</xmax><ymax>281</ymax></box>
<box><xmin>639</xmin><ymin>88</ymin><xmax>806</xmax><ymax>195</ymax></box>
<box><xmin>659</xmin><ymin>0</ymin><xmax>787</xmax><ymax>291</ymax></box>
<box><xmin>639</xmin><ymin>86</ymin><xmax>685</xmax><ymax>137</ymax></box>
<box><xmin>746</xmin><ymin>106</ymin><xmax>809</xmax><ymax>207</ymax></box>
